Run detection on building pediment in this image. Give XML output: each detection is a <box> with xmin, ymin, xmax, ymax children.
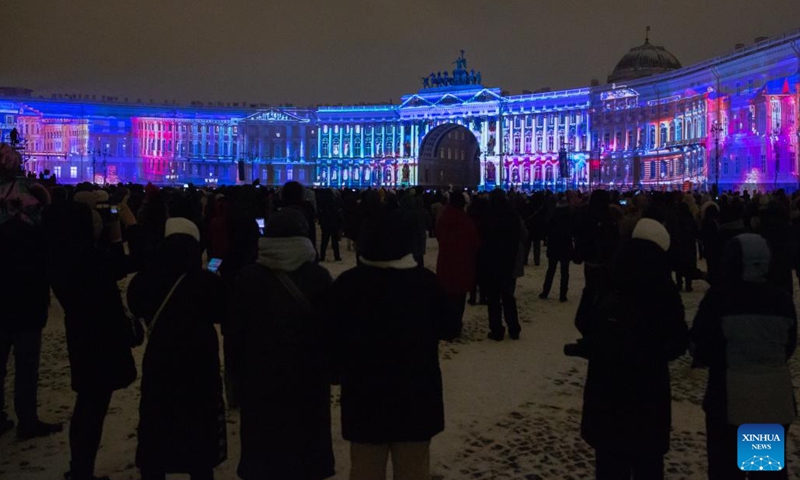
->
<box><xmin>466</xmin><ymin>89</ymin><xmax>503</xmax><ymax>103</ymax></box>
<box><xmin>245</xmin><ymin>109</ymin><xmax>310</xmax><ymax>123</ymax></box>
<box><xmin>400</xmin><ymin>95</ymin><xmax>434</xmax><ymax>108</ymax></box>
<box><xmin>435</xmin><ymin>94</ymin><xmax>464</xmax><ymax>106</ymax></box>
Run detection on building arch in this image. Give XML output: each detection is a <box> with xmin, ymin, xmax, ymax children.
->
<box><xmin>418</xmin><ymin>123</ymin><xmax>480</xmax><ymax>187</ymax></box>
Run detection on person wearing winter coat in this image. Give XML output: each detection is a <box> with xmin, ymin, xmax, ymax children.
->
<box><xmin>0</xmin><ymin>144</ymin><xmax>62</xmax><ymax>440</ymax></box>
<box><xmin>317</xmin><ymin>188</ymin><xmax>343</xmax><ymax>262</ymax></box>
<box><xmin>539</xmin><ymin>198</ymin><xmax>573</xmax><ymax>302</ymax></box>
<box><xmin>478</xmin><ymin>189</ymin><xmax>523</xmax><ymax>340</ymax></box>
<box><xmin>435</xmin><ymin>191</ymin><xmax>480</xmax><ymax>333</ymax></box>
<box><xmin>127</xmin><ymin>218</ymin><xmax>227</xmax><ymax>480</ymax></box>
<box><xmin>674</xmin><ymin>202</ymin><xmax>699</xmax><ymax>291</ymax></box>
<box><xmin>227</xmin><ymin>208</ymin><xmax>335</xmax><ymax>480</ymax></box>
<box><xmin>690</xmin><ymin>233</ymin><xmax>797</xmax><ymax>480</ymax></box>
<box><xmin>330</xmin><ymin>206</ymin><xmax>459</xmax><ymax>480</ymax></box>
<box><xmin>524</xmin><ymin>193</ymin><xmax>547</xmax><ymax>266</ymax></box>
<box><xmin>44</xmin><ymin>198</ymin><xmax>141</xmax><ymax>480</ymax></box>
<box><xmin>577</xmin><ymin>218</ymin><xmax>688</xmax><ymax>480</ymax></box>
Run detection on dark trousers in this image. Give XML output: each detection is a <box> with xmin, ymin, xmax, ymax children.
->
<box><xmin>595</xmin><ymin>449</ymin><xmax>664</xmax><ymax>480</ymax></box>
<box><xmin>542</xmin><ymin>257</ymin><xmax>570</xmax><ymax>298</ymax></box>
<box><xmin>446</xmin><ymin>293</ymin><xmax>466</xmax><ymax>336</ymax></box>
<box><xmin>141</xmin><ymin>469</ymin><xmax>215</xmax><ymax>480</ymax></box>
<box><xmin>70</xmin><ymin>389</ymin><xmax>113</xmax><ymax>477</ymax></box>
<box><xmin>485</xmin><ymin>279</ymin><xmax>520</xmax><ymax>336</ymax></box>
<box><xmin>706</xmin><ymin>417</ymin><xmax>790</xmax><ymax>480</ymax></box>
<box><xmin>531</xmin><ymin>239</ymin><xmax>541</xmax><ymax>266</ymax></box>
<box><xmin>0</xmin><ymin>329</ymin><xmax>42</xmax><ymax>429</ymax></box>
<box><xmin>319</xmin><ymin>227</ymin><xmax>341</xmax><ymax>261</ymax></box>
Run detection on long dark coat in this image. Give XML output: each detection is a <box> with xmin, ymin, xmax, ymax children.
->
<box><xmin>329</xmin><ymin>265</ymin><xmax>459</xmax><ymax>444</ymax></box>
<box><xmin>579</xmin><ymin>239</ymin><xmax>688</xmax><ymax>455</ymax></box>
<box><xmin>227</xmin><ymin>262</ymin><xmax>335</xmax><ymax>480</ymax></box>
<box><xmin>127</xmin><ymin>267</ymin><xmax>227</xmax><ymax>473</ymax></box>
<box><xmin>45</xmin><ymin>202</ymin><xmax>137</xmax><ymax>393</ymax></box>
<box><xmin>545</xmin><ymin>205</ymin><xmax>573</xmax><ymax>261</ymax></box>
<box><xmin>478</xmin><ymin>199</ymin><xmax>521</xmax><ymax>288</ymax></box>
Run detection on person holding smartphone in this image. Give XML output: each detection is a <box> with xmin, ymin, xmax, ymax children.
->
<box><xmin>44</xmin><ymin>190</ymin><xmax>142</xmax><ymax>480</ymax></box>
<box><xmin>128</xmin><ymin>218</ymin><xmax>227</xmax><ymax>480</ymax></box>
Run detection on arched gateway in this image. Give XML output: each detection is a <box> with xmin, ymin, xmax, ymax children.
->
<box><xmin>417</xmin><ymin>123</ymin><xmax>480</xmax><ymax>187</ymax></box>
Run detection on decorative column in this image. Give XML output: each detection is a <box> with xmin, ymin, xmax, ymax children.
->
<box><xmin>381</xmin><ymin>124</ymin><xmax>386</xmax><ymax>157</ymax></box>
<box><xmin>299</xmin><ymin>126</ymin><xmax>306</xmax><ymax>161</ymax></box>
<box><xmin>399</xmin><ymin>123</ymin><xmax>405</xmax><ymax>157</ymax></box>
<box><xmin>338</xmin><ymin>125</ymin><xmax>344</xmax><ymax>159</ymax></box>
<box><xmin>285</xmin><ymin>125</ymin><xmax>293</xmax><ymax>161</ymax></box>
<box><xmin>542</xmin><ymin>115</ymin><xmax>549</xmax><ymax>152</ymax></box>
<box><xmin>317</xmin><ymin>125</ymin><xmax>322</xmax><ymax>158</ymax></box>
<box><xmin>349</xmin><ymin>125</ymin><xmax>354</xmax><ymax>159</ymax></box>
<box><xmin>554</xmin><ymin>114</ymin><xmax>561</xmax><ymax>153</ymax></box>
<box><xmin>360</xmin><ymin>124</ymin><xmax>365</xmax><ymax>159</ymax></box>
<box><xmin>481</xmin><ymin>117</ymin><xmax>489</xmax><ymax>153</ymax></box>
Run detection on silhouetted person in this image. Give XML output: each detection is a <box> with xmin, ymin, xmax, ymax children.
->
<box><xmin>227</xmin><ymin>208</ymin><xmax>335</xmax><ymax>480</ymax></box>
<box><xmin>127</xmin><ymin>218</ymin><xmax>227</xmax><ymax>480</ymax></box>
<box><xmin>539</xmin><ymin>197</ymin><xmax>572</xmax><ymax>302</ymax></box>
<box><xmin>44</xmin><ymin>194</ymin><xmax>141</xmax><ymax>480</ymax></box>
<box><xmin>330</xmin><ymin>206</ymin><xmax>458</xmax><ymax>480</ymax></box>
<box><xmin>0</xmin><ymin>143</ymin><xmax>62</xmax><ymax>439</ymax></box>
<box><xmin>435</xmin><ymin>191</ymin><xmax>480</xmax><ymax>334</ymax></box>
<box><xmin>478</xmin><ymin>190</ymin><xmax>522</xmax><ymax>340</ymax></box>
<box><xmin>691</xmin><ymin>234</ymin><xmax>797</xmax><ymax>480</ymax></box>
<box><xmin>577</xmin><ymin>218</ymin><xmax>687</xmax><ymax>480</ymax></box>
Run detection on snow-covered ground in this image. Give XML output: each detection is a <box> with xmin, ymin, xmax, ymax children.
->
<box><xmin>2</xmin><ymin>237</ymin><xmax>799</xmax><ymax>480</ymax></box>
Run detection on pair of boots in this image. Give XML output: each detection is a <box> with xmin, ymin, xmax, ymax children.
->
<box><xmin>539</xmin><ymin>291</ymin><xmax>567</xmax><ymax>302</ymax></box>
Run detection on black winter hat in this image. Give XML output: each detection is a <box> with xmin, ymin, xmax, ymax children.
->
<box><xmin>264</xmin><ymin>207</ymin><xmax>309</xmax><ymax>238</ymax></box>
<box><xmin>358</xmin><ymin>207</ymin><xmax>414</xmax><ymax>261</ymax></box>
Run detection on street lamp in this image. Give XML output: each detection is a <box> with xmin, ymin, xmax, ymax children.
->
<box><xmin>711</xmin><ymin>121</ymin><xmax>723</xmax><ymax>195</ymax></box>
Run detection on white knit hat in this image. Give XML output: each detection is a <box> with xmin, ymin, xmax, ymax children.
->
<box><xmin>632</xmin><ymin>218</ymin><xmax>670</xmax><ymax>252</ymax></box>
<box><xmin>164</xmin><ymin>217</ymin><xmax>200</xmax><ymax>242</ymax></box>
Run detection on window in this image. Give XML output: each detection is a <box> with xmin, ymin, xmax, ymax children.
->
<box><xmin>70</xmin><ymin>166</ymin><xmax>77</xmax><ymax>178</ymax></box>
<box><xmin>649</xmin><ymin>125</ymin><xmax>656</xmax><ymax>149</ymax></box>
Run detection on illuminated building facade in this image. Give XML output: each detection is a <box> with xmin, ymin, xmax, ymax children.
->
<box><xmin>2</xmin><ymin>29</ymin><xmax>799</xmax><ymax>191</ymax></box>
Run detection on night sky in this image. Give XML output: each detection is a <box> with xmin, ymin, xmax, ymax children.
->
<box><xmin>5</xmin><ymin>0</ymin><xmax>800</xmax><ymax>106</ymax></box>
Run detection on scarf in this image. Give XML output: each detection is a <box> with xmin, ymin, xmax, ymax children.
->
<box><xmin>357</xmin><ymin>253</ymin><xmax>417</xmax><ymax>270</ymax></box>
<box><xmin>257</xmin><ymin>236</ymin><xmax>316</xmax><ymax>271</ymax></box>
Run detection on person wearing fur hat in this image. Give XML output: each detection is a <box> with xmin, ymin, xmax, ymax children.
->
<box><xmin>127</xmin><ymin>217</ymin><xmax>227</xmax><ymax>480</ymax></box>
<box><xmin>577</xmin><ymin>218</ymin><xmax>688</xmax><ymax>480</ymax></box>
<box><xmin>226</xmin><ymin>208</ymin><xmax>335</xmax><ymax>480</ymax></box>
<box><xmin>691</xmin><ymin>233</ymin><xmax>797</xmax><ymax>480</ymax></box>
<box><xmin>329</xmin><ymin>206</ymin><xmax>459</xmax><ymax>480</ymax></box>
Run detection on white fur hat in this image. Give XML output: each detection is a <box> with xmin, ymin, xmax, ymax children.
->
<box><xmin>632</xmin><ymin>218</ymin><xmax>670</xmax><ymax>252</ymax></box>
<box><xmin>164</xmin><ymin>217</ymin><xmax>200</xmax><ymax>242</ymax></box>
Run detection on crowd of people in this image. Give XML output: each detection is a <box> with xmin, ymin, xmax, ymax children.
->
<box><xmin>1</xmin><ymin>139</ymin><xmax>798</xmax><ymax>480</ymax></box>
